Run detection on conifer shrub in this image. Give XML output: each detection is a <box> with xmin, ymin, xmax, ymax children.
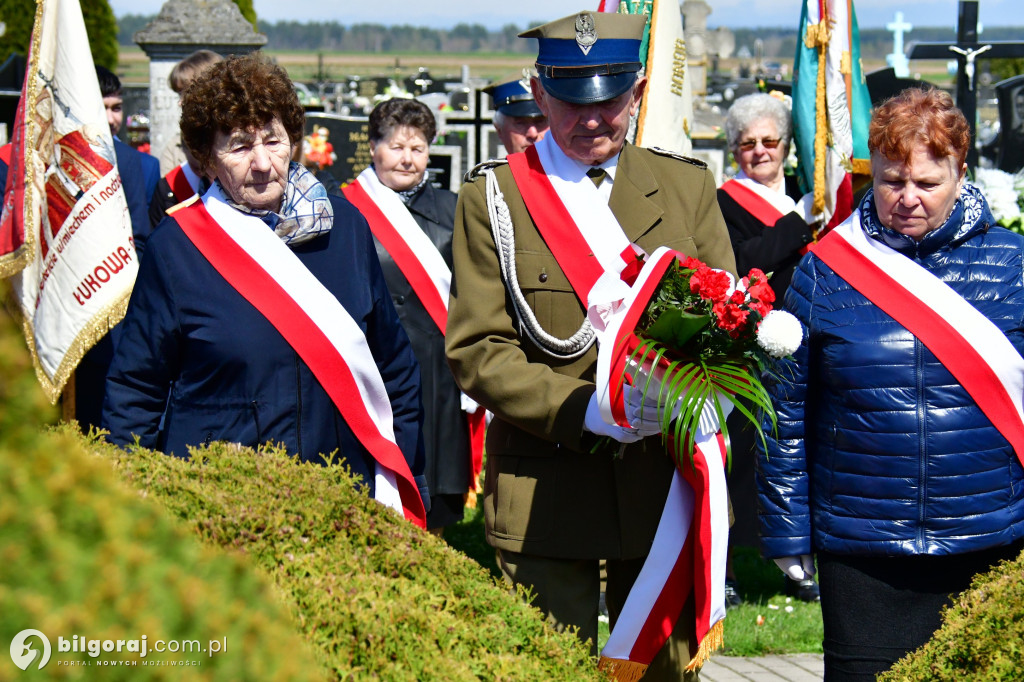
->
<box><xmin>90</xmin><ymin>437</ymin><xmax>604</xmax><ymax>681</ymax></box>
<box><xmin>1</xmin><ymin>290</ymin><xmax>601</xmax><ymax>679</ymax></box>
<box><xmin>879</xmin><ymin>551</ymin><xmax>1024</xmax><ymax>681</ymax></box>
<box><xmin>0</xmin><ymin>304</ymin><xmax>323</xmax><ymax>680</ymax></box>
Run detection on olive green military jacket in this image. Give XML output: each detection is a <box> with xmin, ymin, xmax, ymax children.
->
<box><xmin>445</xmin><ymin>143</ymin><xmax>737</xmax><ymax>559</ymax></box>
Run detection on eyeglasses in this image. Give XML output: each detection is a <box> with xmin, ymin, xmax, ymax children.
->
<box><xmin>738</xmin><ymin>137</ymin><xmax>782</xmax><ymax>151</ymax></box>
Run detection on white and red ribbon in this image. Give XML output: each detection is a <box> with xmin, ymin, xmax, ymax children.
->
<box><xmin>600</xmin><ymin>431</ymin><xmax>729</xmax><ymax>678</ymax></box>
<box><xmin>175</xmin><ymin>184</ymin><xmax>426</xmax><ymax>528</ymax></box>
<box><xmin>166</xmin><ymin>161</ymin><xmax>201</xmax><ymax>204</ymax></box>
<box><xmin>594</xmin><ymin>247</ymin><xmax>729</xmax><ymax>678</ymax></box>
<box><xmin>344</xmin><ymin>168</ymin><xmax>452</xmax><ymax>332</ymax></box>
<box><xmin>343</xmin><ymin>169</ymin><xmax>487</xmax><ymax>488</ymax></box>
<box><xmin>509</xmin><ymin>147</ymin><xmax>729</xmax><ymax>676</ymax></box>
<box><xmin>813</xmin><ymin>214</ymin><xmax>1024</xmax><ymax>464</ymax></box>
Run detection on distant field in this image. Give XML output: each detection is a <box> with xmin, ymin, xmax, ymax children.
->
<box><xmin>118</xmin><ymin>46</ymin><xmax>958</xmax><ymax>88</ymax></box>
<box><xmin>118</xmin><ymin>46</ymin><xmax>537</xmax><ymax>84</ymax></box>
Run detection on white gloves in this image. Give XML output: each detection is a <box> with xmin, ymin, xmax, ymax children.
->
<box><xmin>792</xmin><ymin>193</ymin><xmax>822</xmax><ymax>225</ymax></box>
<box><xmin>774</xmin><ymin>554</ymin><xmax>816</xmax><ymax>581</ymax></box>
<box><xmin>460</xmin><ymin>392</ymin><xmax>480</xmax><ymax>414</ymax></box>
<box><xmin>623</xmin><ymin>383</ymin><xmax>665</xmax><ymax>437</ymax></box>
<box><xmin>583</xmin><ymin>393</ymin><xmax>644</xmax><ymax>443</ymax></box>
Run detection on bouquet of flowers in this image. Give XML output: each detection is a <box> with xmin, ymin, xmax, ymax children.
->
<box><xmin>617</xmin><ymin>255</ymin><xmax>803</xmax><ymax>467</ymax></box>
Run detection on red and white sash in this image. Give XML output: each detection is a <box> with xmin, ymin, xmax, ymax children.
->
<box><xmin>175</xmin><ymin>185</ymin><xmax>427</xmax><ymax>528</ymax></box>
<box><xmin>507</xmin><ymin>140</ymin><xmax>727</xmax><ymax>676</ymax></box>
<box><xmin>166</xmin><ymin>161</ymin><xmax>201</xmax><ymax>204</ymax></box>
<box><xmin>720</xmin><ymin>177</ymin><xmax>789</xmax><ymax>227</ymax></box>
<box><xmin>813</xmin><ymin>214</ymin><xmax>1024</xmax><ymax>465</ymax></box>
<box><xmin>507</xmin><ymin>136</ymin><xmax>646</xmax><ymax>311</ymax></box>
<box><xmin>343</xmin><ymin>168</ymin><xmax>451</xmax><ymax>333</ymax></box>
<box><xmin>343</xmin><ymin>168</ymin><xmax>486</xmax><ymax>488</ymax></box>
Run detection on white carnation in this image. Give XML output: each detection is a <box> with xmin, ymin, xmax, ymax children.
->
<box><xmin>972</xmin><ymin>169</ymin><xmax>1021</xmax><ymax>224</ymax></box>
<box><xmin>756</xmin><ymin>310</ymin><xmax>803</xmax><ymax>358</ymax></box>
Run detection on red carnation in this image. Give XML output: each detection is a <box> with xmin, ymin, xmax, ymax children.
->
<box><xmin>689</xmin><ymin>266</ymin><xmax>731</xmax><ymax>302</ymax></box>
<box><xmin>744</xmin><ymin>269</ymin><xmax>775</xmax><ymax>306</ymax></box>
<box><xmin>713</xmin><ymin>300</ymin><xmax>750</xmax><ymax>338</ymax></box>
<box><xmin>681</xmin><ymin>256</ymin><xmax>705</xmax><ymax>270</ymax></box>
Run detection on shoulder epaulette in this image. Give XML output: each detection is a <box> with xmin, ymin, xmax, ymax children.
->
<box><xmin>648</xmin><ymin>146</ymin><xmax>708</xmax><ymax>169</ymax></box>
<box><xmin>166</xmin><ymin>193</ymin><xmax>201</xmax><ymax>216</ymax></box>
<box><xmin>465</xmin><ymin>158</ymin><xmax>509</xmax><ymax>183</ymax></box>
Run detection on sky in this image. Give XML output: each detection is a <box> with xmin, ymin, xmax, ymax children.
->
<box><xmin>109</xmin><ymin>0</ymin><xmax>1024</xmax><ymax>31</ymax></box>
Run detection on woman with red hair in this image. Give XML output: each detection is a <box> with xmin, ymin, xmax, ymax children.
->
<box><xmin>757</xmin><ymin>87</ymin><xmax>1024</xmax><ymax>680</ymax></box>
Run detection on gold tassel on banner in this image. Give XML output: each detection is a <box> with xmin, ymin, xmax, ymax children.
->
<box><xmin>685</xmin><ymin>619</ymin><xmax>725</xmax><ymax>672</ymax></box>
<box><xmin>597</xmin><ymin>656</ymin><xmax>649</xmax><ymax>682</ymax></box>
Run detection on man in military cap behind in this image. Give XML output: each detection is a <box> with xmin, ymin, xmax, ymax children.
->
<box><xmin>482</xmin><ymin>73</ymin><xmax>549</xmax><ymax>155</ymax></box>
<box><xmin>446</xmin><ymin>11</ymin><xmax>735</xmax><ymax>679</ymax></box>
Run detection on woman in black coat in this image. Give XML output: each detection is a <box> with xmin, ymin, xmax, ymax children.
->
<box><xmin>343</xmin><ymin>98</ymin><xmax>477</xmax><ymax>532</ymax></box>
<box><xmin>717</xmin><ymin>93</ymin><xmax>821</xmax><ymax>604</ymax></box>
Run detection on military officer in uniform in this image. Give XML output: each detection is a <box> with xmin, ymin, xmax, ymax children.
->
<box><xmin>482</xmin><ymin>75</ymin><xmax>549</xmax><ymax>155</ymax></box>
<box><xmin>445</xmin><ymin>10</ymin><xmax>736</xmax><ymax>680</ymax></box>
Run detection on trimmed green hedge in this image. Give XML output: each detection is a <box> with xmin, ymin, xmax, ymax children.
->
<box><xmin>0</xmin><ymin>298</ymin><xmax>602</xmax><ymax>680</ymax></box>
<box><xmin>0</xmin><ymin>307</ymin><xmax>322</xmax><ymax>680</ymax></box>
<box><xmin>879</xmin><ymin>550</ymin><xmax>1024</xmax><ymax>681</ymax></box>
<box><xmin>89</xmin><ymin>437</ymin><xmax>602</xmax><ymax>680</ymax></box>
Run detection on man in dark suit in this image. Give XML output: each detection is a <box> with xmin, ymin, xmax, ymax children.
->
<box><xmin>96</xmin><ymin>66</ymin><xmax>160</xmax><ymax>257</ymax></box>
<box><xmin>71</xmin><ymin>67</ymin><xmax>160</xmax><ymax>432</ymax></box>
<box><xmin>445</xmin><ymin>11</ymin><xmax>735</xmax><ymax>680</ymax></box>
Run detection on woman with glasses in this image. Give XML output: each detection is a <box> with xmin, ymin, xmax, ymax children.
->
<box><xmin>719</xmin><ymin>92</ymin><xmax>820</xmax><ymax>301</ymax></box>
<box><xmin>716</xmin><ymin>92</ymin><xmax>822</xmax><ymax>606</ymax></box>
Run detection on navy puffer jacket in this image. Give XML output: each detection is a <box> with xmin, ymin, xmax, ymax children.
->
<box><xmin>757</xmin><ymin>185</ymin><xmax>1024</xmax><ymax>559</ymax></box>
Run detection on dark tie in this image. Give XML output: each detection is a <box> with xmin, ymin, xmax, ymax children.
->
<box><xmin>587</xmin><ymin>166</ymin><xmax>607</xmax><ymax>187</ymax></box>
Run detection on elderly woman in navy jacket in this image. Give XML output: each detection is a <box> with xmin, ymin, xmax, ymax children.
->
<box><xmin>102</xmin><ymin>54</ymin><xmax>428</xmax><ymax>526</ymax></box>
<box><xmin>758</xmin><ymin>88</ymin><xmax>1024</xmax><ymax>680</ymax></box>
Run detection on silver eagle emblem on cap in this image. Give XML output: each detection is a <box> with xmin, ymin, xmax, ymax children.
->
<box><xmin>519</xmin><ymin>67</ymin><xmax>532</xmax><ymax>92</ymax></box>
<box><xmin>575</xmin><ymin>13</ymin><xmax>597</xmax><ymax>55</ymax></box>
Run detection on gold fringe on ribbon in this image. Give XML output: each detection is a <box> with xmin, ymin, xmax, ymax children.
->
<box><xmin>597</xmin><ymin>655</ymin><xmax>649</xmax><ymax>682</ymax></box>
<box><xmin>685</xmin><ymin>619</ymin><xmax>725</xmax><ymax>673</ymax></box>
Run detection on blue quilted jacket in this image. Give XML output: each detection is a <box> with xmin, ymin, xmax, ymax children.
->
<box><xmin>757</xmin><ymin>185</ymin><xmax>1024</xmax><ymax>559</ymax></box>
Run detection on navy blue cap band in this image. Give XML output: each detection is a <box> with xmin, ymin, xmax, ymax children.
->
<box><xmin>536</xmin><ymin>37</ymin><xmax>642</xmax><ymax>70</ymax></box>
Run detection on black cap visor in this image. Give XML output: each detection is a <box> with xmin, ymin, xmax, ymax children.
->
<box><xmin>537</xmin><ymin>71</ymin><xmax>636</xmax><ymax>105</ymax></box>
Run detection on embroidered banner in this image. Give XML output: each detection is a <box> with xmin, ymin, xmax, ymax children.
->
<box><xmin>1</xmin><ymin>0</ymin><xmax>137</xmax><ymax>402</ymax></box>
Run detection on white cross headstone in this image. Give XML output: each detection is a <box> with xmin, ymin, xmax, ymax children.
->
<box><xmin>886</xmin><ymin>12</ymin><xmax>913</xmax><ymax>78</ymax></box>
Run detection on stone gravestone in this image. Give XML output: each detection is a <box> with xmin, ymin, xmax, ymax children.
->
<box><xmin>304</xmin><ymin>113</ymin><xmax>373</xmax><ymax>187</ymax></box>
<box><xmin>0</xmin><ymin>54</ymin><xmax>27</xmax><ymax>140</ymax></box>
<box><xmin>682</xmin><ymin>0</ymin><xmax>712</xmax><ymax>96</ymax></box>
<box><xmin>995</xmin><ymin>75</ymin><xmax>1024</xmax><ymax>173</ymax></box>
<box><xmin>865</xmin><ymin>66</ymin><xmax>931</xmax><ymax>107</ymax></box>
<box><xmin>134</xmin><ymin>0</ymin><xmax>266</xmax><ymax>164</ymax></box>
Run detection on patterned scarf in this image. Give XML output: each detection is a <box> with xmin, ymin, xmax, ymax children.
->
<box><xmin>859</xmin><ymin>181</ymin><xmax>994</xmax><ymax>252</ymax></box>
<box><xmin>217</xmin><ymin>162</ymin><xmax>334</xmax><ymax>245</ymax></box>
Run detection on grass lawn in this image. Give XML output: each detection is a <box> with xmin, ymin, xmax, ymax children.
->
<box><xmin>445</xmin><ymin>506</ymin><xmax>823</xmax><ymax>657</ymax></box>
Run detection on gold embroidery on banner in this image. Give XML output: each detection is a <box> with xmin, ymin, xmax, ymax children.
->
<box><xmin>24</xmin><ymin>288</ymin><xmax>133</xmax><ymax>404</ymax></box>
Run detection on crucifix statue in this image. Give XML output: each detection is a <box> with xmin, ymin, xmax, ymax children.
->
<box><xmin>909</xmin><ymin>0</ymin><xmax>1024</xmax><ymax>169</ymax></box>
